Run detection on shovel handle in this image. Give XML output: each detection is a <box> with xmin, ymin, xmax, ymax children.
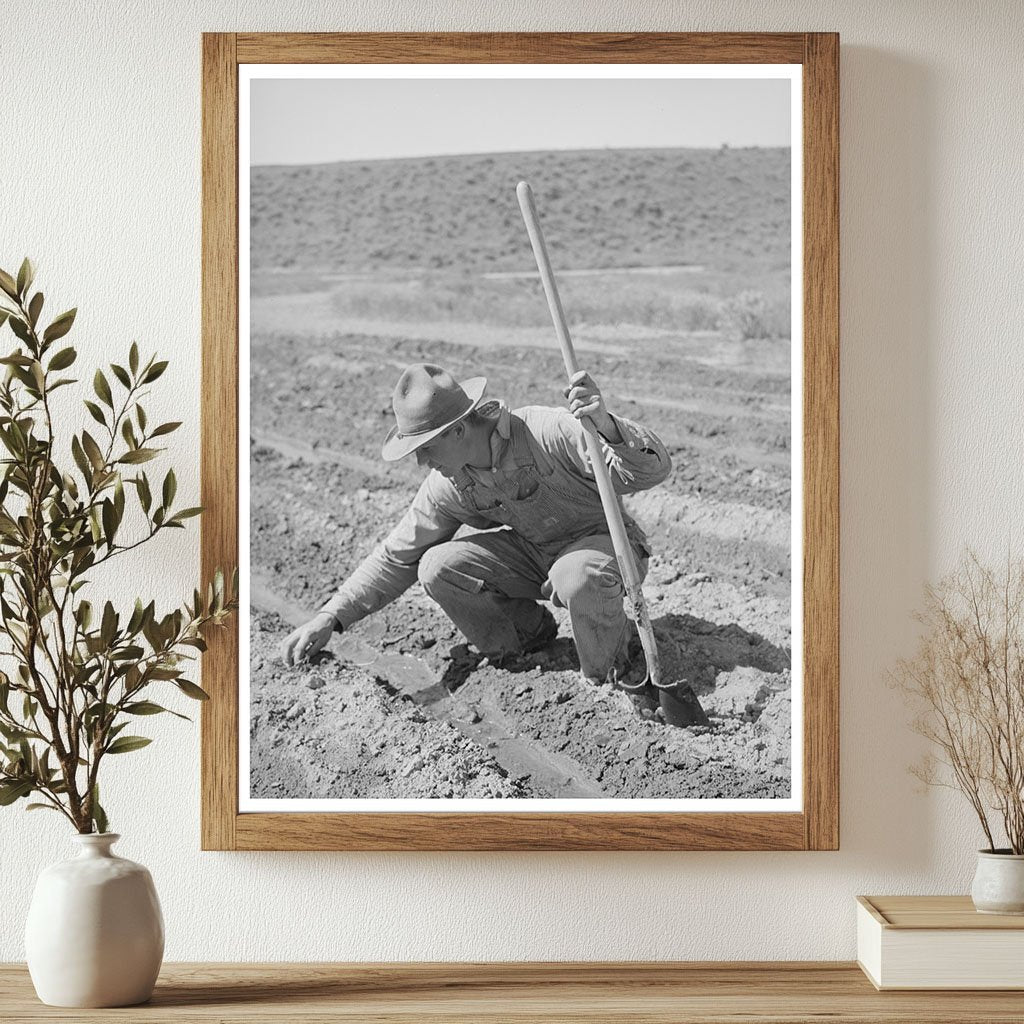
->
<box><xmin>516</xmin><ymin>181</ymin><xmax>662</xmax><ymax>688</ymax></box>
<box><xmin>516</xmin><ymin>182</ymin><xmax>582</xmax><ymax>380</ymax></box>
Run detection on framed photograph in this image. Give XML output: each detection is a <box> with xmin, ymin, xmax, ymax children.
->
<box><xmin>201</xmin><ymin>32</ymin><xmax>838</xmax><ymax>851</ymax></box>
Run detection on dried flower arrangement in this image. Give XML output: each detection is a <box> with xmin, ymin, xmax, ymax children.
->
<box><xmin>895</xmin><ymin>552</ymin><xmax>1024</xmax><ymax>854</ymax></box>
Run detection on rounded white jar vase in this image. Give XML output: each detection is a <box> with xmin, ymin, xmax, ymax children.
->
<box><xmin>25</xmin><ymin>833</ymin><xmax>164</xmax><ymax>1007</ymax></box>
<box><xmin>971</xmin><ymin>849</ymin><xmax>1024</xmax><ymax>915</ymax></box>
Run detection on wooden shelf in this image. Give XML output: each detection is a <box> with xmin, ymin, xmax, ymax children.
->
<box><xmin>3</xmin><ymin>962</ymin><xmax>1024</xmax><ymax>1022</ymax></box>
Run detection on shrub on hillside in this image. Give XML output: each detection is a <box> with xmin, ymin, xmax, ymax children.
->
<box><xmin>719</xmin><ymin>290</ymin><xmax>786</xmax><ymax>341</ymax></box>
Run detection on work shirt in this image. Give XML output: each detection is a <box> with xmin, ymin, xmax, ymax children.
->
<box><xmin>320</xmin><ymin>400</ymin><xmax>672</xmax><ymax>630</ymax></box>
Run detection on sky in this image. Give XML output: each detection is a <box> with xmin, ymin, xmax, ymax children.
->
<box><xmin>250</xmin><ymin>76</ymin><xmax>792</xmax><ymax>166</ymax></box>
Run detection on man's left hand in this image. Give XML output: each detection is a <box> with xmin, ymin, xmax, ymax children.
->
<box><xmin>563</xmin><ymin>370</ymin><xmax>621</xmax><ymax>443</ymax></box>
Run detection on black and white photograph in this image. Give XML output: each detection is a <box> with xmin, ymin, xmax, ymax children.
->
<box><xmin>240</xmin><ymin>67</ymin><xmax>801</xmax><ymax>810</ymax></box>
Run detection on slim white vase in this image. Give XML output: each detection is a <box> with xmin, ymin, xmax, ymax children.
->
<box><xmin>971</xmin><ymin>849</ymin><xmax>1024</xmax><ymax>915</ymax></box>
<box><xmin>25</xmin><ymin>833</ymin><xmax>164</xmax><ymax>1007</ymax></box>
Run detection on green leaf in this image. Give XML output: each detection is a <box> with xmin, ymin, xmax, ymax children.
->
<box><xmin>168</xmin><ymin>507</ymin><xmax>202</xmax><ymax>524</ymax></box>
<box><xmin>162</xmin><ymin>468</ymin><xmax>176</xmax><ymax>509</ymax></box>
<box><xmin>81</xmin><ymin>431</ymin><xmax>104</xmax><ymax>472</ymax></box>
<box><xmin>105</xmin><ymin>735</ymin><xmax>152</xmax><ymax>755</ymax></box>
<box><xmin>150</xmin><ymin>421</ymin><xmax>181</xmax><ymax>438</ymax></box>
<box><xmin>0</xmin><ymin>779</ymin><xmax>33</xmax><ymax>805</ymax></box>
<box><xmin>147</xmin><ymin>666</ymin><xmax>181</xmax><ymax>680</ymax></box>
<box><xmin>129</xmin><ymin>342</ymin><xmax>139</xmax><ymax>376</ymax></box>
<box><xmin>76</xmin><ymin>600</ymin><xmax>93</xmax><ymax>630</ymax></box>
<box><xmin>118</xmin><ymin>448</ymin><xmax>158</xmax><ymax>465</ymax></box>
<box><xmin>27</xmin><ymin>292</ymin><xmax>43</xmax><ymax>329</ymax></box>
<box><xmin>124</xmin><ymin>700</ymin><xmax>165</xmax><ymax>715</ymax></box>
<box><xmin>0</xmin><ymin>269</ymin><xmax>18</xmax><ymax>300</ymax></box>
<box><xmin>16</xmin><ymin>258</ymin><xmax>34</xmax><ymax>298</ymax></box>
<box><xmin>71</xmin><ymin>435</ymin><xmax>92</xmax><ymax>483</ymax></box>
<box><xmin>110</xmin><ymin>644</ymin><xmax>143</xmax><ymax>661</ymax></box>
<box><xmin>136</xmin><ymin>473</ymin><xmax>152</xmax><ymax>513</ymax></box>
<box><xmin>42</xmin><ymin>308</ymin><xmax>76</xmax><ymax>344</ymax></box>
<box><xmin>126</xmin><ymin>598</ymin><xmax>146</xmax><ymax>635</ymax></box>
<box><xmin>121</xmin><ymin>418</ymin><xmax>137</xmax><ymax>450</ymax></box>
<box><xmin>0</xmin><ymin>352</ymin><xmax>33</xmax><ymax>366</ymax></box>
<box><xmin>0</xmin><ymin>428</ymin><xmax>19</xmax><ymax>460</ymax></box>
<box><xmin>136</xmin><ymin>404</ymin><xmax>147</xmax><ymax>432</ymax></box>
<box><xmin>83</xmin><ymin>400</ymin><xmax>106</xmax><ymax>427</ymax></box>
<box><xmin>113</xmin><ymin>475</ymin><xmax>125</xmax><ymax>522</ymax></box>
<box><xmin>26</xmin><ymin>802</ymin><xmax>61</xmax><ymax>813</ymax></box>
<box><xmin>110</xmin><ymin>363</ymin><xmax>131</xmax><ymax>389</ymax></box>
<box><xmin>91</xmin><ymin>785</ymin><xmax>108</xmax><ymax>834</ymax></box>
<box><xmin>47</xmin><ymin>346</ymin><xmax>76</xmax><ymax>371</ymax></box>
<box><xmin>83</xmin><ymin>701</ymin><xmax>114</xmax><ymax>728</ymax></box>
<box><xmin>8</xmin><ymin>317</ymin><xmax>31</xmax><ymax>344</ymax></box>
<box><xmin>100</xmin><ymin>601</ymin><xmax>117</xmax><ymax>647</ymax></box>
<box><xmin>124</xmin><ymin>700</ymin><xmax>188</xmax><ymax>722</ymax></box>
<box><xmin>0</xmin><ymin>722</ymin><xmax>28</xmax><ymax>742</ymax></box>
<box><xmin>101</xmin><ymin>498</ymin><xmax>116</xmax><ymax>547</ymax></box>
<box><xmin>93</xmin><ymin>369</ymin><xmax>113</xmax><ymax>409</ymax></box>
<box><xmin>176</xmin><ymin>679</ymin><xmax>210</xmax><ymax>701</ymax></box>
<box><xmin>142</xmin><ymin>360</ymin><xmax>168</xmax><ymax>383</ymax></box>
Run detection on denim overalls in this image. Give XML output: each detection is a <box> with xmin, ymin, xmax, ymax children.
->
<box><xmin>416</xmin><ymin>410</ymin><xmax>651</xmax><ymax>679</ymax></box>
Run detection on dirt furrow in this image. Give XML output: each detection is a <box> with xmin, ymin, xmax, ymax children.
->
<box><xmin>615</xmin><ymin>390</ymin><xmax>789</xmax><ymax>423</ymax></box>
<box><xmin>251</xmin><ymin>429</ymin><xmax>387</xmax><ymax>476</ymax></box>
<box><xmin>250</xmin><ymin>581</ymin><xmax>606</xmax><ymax>798</ymax></box>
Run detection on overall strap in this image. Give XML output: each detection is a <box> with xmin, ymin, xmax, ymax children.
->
<box><xmin>448</xmin><ymin>466</ymin><xmax>475</xmax><ymax>496</ymax></box>
<box><xmin>509</xmin><ymin>413</ymin><xmax>554</xmax><ymax>475</ymax></box>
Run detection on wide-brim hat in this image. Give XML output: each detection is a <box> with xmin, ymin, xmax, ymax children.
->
<box><xmin>381</xmin><ymin>363</ymin><xmax>488</xmax><ymax>462</ymax></box>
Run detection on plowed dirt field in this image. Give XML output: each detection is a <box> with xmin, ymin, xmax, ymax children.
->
<box><xmin>247</xmin><ymin>147</ymin><xmax>793</xmax><ymax>802</ymax></box>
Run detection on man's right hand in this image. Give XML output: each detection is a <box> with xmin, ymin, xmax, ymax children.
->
<box><xmin>280</xmin><ymin>612</ymin><xmax>338</xmax><ymax>666</ymax></box>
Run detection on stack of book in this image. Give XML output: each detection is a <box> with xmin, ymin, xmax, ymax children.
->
<box><xmin>857</xmin><ymin>895</ymin><xmax>1024</xmax><ymax>990</ymax></box>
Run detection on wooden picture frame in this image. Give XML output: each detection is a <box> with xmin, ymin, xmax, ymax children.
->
<box><xmin>201</xmin><ymin>32</ymin><xmax>838</xmax><ymax>851</ymax></box>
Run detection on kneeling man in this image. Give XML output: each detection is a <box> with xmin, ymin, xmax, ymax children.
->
<box><xmin>281</xmin><ymin>362</ymin><xmax>671</xmax><ymax>684</ymax></box>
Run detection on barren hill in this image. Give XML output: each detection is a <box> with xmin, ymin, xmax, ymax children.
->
<box><xmin>251</xmin><ymin>147</ymin><xmax>790</xmax><ymax>275</ymax></box>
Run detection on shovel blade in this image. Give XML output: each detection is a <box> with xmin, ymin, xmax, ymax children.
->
<box><xmin>660</xmin><ymin>683</ymin><xmax>711</xmax><ymax>728</ymax></box>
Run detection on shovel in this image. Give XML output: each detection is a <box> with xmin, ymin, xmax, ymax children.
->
<box><xmin>516</xmin><ymin>182</ymin><xmax>709</xmax><ymax>729</ymax></box>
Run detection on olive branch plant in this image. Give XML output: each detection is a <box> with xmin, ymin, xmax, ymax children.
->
<box><xmin>0</xmin><ymin>259</ymin><xmax>236</xmax><ymax>834</ymax></box>
<box><xmin>894</xmin><ymin>551</ymin><xmax>1024</xmax><ymax>854</ymax></box>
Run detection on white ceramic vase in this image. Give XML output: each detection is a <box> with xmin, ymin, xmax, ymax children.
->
<box><xmin>25</xmin><ymin>833</ymin><xmax>164</xmax><ymax>1007</ymax></box>
<box><xmin>971</xmin><ymin>849</ymin><xmax>1024</xmax><ymax>915</ymax></box>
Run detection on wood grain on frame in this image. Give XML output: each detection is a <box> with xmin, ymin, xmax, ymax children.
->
<box><xmin>200</xmin><ymin>32</ymin><xmax>239</xmax><ymax>851</ymax></box>
<box><xmin>801</xmin><ymin>32</ymin><xmax>840</xmax><ymax>851</ymax></box>
<box><xmin>234</xmin><ymin>811</ymin><xmax>806</xmax><ymax>852</ymax></box>
<box><xmin>235</xmin><ymin>32</ymin><xmax>807</xmax><ymax>64</ymax></box>
<box><xmin>201</xmin><ymin>32</ymin><xmax>840</xmax><ymax>851</ymax></box>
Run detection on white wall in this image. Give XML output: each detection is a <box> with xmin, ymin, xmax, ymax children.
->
<box><xmin>2</xmin><ymin>0</ymin><xmax>1021</xmax><ymax>961</ymax></box>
